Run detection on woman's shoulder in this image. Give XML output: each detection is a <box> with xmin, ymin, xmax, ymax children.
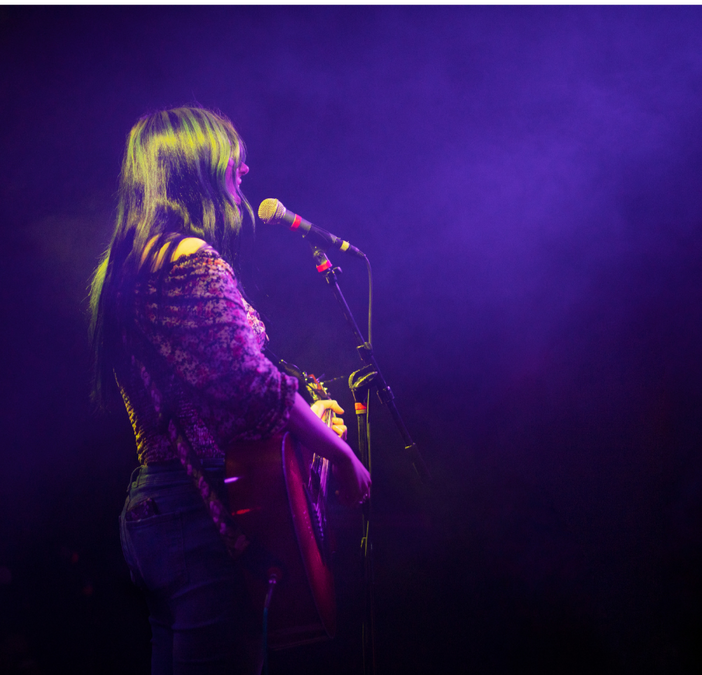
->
<box><xmin>171</xmin><ymin>237</ymin><xmax>209</xmax><ymax>261</ymax></box>
<box><xmin>163</xmin><ymin>242</ymin><xmax>239</xmax><ymax>300</ymax></box>
<box><xmin>168</xmin><ymin>241</ymin><xmax>232</xmax><ymax>277</ymax></box>
<box><xmin>141</xmin><ymin>236</ymin><xmax>210</xmax><ymax>271</ymax></box>
<box><xmin>137</xmin><ymin>237</ymin><xmax>236</xmax><ymax>295</ymax></box>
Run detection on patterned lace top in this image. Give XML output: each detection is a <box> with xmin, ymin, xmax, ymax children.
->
<box><xmin>116</xmin><ymin>247</ymin><xmax>298</xmax><ymax>465</ymax></box>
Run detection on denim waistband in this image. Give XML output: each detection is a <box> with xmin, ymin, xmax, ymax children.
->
<box><xmin>129</xmin><ymin>457</ymin><xmax>225</xmax><ymax>489</ymax></box>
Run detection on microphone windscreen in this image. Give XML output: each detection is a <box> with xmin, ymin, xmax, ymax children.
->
<box><xmin>258</xmin><ymin>198</ymin><xmax>286</xmax><ymax>224</ymax></box>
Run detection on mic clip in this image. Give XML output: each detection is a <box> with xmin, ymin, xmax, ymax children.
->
<box><xmin>309</xmin><ymin>243</ymin><xmax>335</xmax><ymax>274</ymax></box>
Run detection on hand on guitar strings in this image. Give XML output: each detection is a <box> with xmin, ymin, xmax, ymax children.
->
<box><xmin>287</xmin><ymin>393</ymin><xmax>371</xmax><ymax>508</ymax></box>
<box><xmin>333</xmin><ymin>454</ymin><xmax>372</xmax><ymax>508</ymax></box>
<box><xmin>310</xmin><ymin>399</ymin><xmax>371</xmax><ymax>506</ymax></box>
<box><xmin>310</xmin><ymin>399</ymin><xmax>348</xmax><ymax>440</ymax></box>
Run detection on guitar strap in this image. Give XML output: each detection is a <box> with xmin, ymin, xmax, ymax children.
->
<box><xmin>164</xmin><ymin>408</ymin><xmax>251</xmax><ymax>560</ymax></box>
<box><xmin>123</xmin><ymin>326</ymin><xmax>251</xmax><ymax>561</ymax></box>
<box><xmin>134</xmin><ymin>358</ymin><xmax>289</xmax><ymax>582</ymax></box>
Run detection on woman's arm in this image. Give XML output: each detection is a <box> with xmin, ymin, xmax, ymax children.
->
<box><xmin>286</xmin><ymin>392</ymin><xmax>371</xmax><ymax>506</ymax></box>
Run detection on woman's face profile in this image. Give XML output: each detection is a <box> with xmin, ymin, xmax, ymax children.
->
<box><xmin>225</xmin><ymin>157</ymin><xmax>249</xmax><ymax>205</ymax></box>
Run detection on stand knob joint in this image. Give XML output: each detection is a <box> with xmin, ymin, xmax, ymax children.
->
<box><xmin>357</xmin><ymin>342</ymin><xmax>373</xmax><ymax>360</ymax></box>
<box><xmin>378</xmin><ymin>385</ymin><xmax>395</xmax><ymax>405</ymax></box>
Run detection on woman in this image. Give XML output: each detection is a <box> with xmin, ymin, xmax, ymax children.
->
<box><xmin>89</xmin><ymin>106</ymin><xmax>371</xmax><ymax>674</ymax></box>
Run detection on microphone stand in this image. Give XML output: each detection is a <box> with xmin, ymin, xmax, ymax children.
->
<box><xmin>308</xmin><ymin>244</ymin><xmax>430</xmax><ymax>675</ymax></box>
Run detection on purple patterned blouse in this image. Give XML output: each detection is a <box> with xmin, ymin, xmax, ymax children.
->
<box><xmin>116</xmin><ymin>247</ymin><xmax>298</xmax><ymax>466</ymax></box>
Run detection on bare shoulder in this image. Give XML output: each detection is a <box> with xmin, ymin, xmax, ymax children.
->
<box><xmin>141</xmin><ymin>236</ymin><xmax>210</xmax><ymax>272</ymax></box>
<box><xmin>172</xmin><ymin>237</ymin><xmax>208</xmax><ymax>261</ymax></box>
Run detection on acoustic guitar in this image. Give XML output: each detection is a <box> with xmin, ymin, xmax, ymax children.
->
<box><xmin>225</xmin><ymin>376</ymin><xmax>336</xmax><ymax>650</ymax></box>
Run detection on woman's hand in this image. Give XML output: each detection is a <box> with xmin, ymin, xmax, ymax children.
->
<box><xmin>310</xmin><ymin>399</ymin><xmax>371</xmax><ymax>505</ymax></box>
<box><xmin>333</xmin><ymin>449</ymin><xmax>372</xmax><ymax>508</ymax></box>
<box><xmin>287</xmin><ymin>393</ymin><xmax>371</xmax><ymax>507</ymax></box>
<box><xmin>310</xmin><ymin>399</ymin><xmax>347</xmax><ymax>440</ymax></box>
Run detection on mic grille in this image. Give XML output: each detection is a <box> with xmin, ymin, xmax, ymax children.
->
<box><xmin>258</xmin><ymin>198</ymin><xmax>286</xmax><ymax>224</ymax></box>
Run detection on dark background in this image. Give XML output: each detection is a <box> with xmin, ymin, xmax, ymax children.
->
<box><xmin>1</xmin><ymin>6</ymin><xmax>702</xmax><ymax>674</ymax></box>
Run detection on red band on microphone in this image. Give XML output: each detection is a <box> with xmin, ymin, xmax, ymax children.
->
<box><xmin>354</xmin><ymin>402</ymin><xmax>367</xmax><ymax>414</ymax></box>
<box><xmin>290</xmin><ymin>214</ymin><xmax>302</xmax><ymax>230</ymax></box>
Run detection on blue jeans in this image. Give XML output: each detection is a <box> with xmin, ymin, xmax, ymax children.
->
<box><xmin>120</xmin><ymin>459</ymin><xmax>262</xmax><ymax>675</ymax></box>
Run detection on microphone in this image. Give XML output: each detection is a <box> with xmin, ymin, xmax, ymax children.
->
<box><xmin>258</xmin><ymin>199</ymin><xmax>366</xmax><ymax>259</ymax></box>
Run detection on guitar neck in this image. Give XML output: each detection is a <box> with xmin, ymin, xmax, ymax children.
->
<box><xmin>306</xmin><ymin>374</ymin><xmax>335</xmax><ymax>431</ymax></box>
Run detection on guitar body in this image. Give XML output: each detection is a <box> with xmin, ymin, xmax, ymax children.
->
<box><xmin>225</xmin><ymin>431</ymin><xmax>336</xmax><ymax>650</ymax></box>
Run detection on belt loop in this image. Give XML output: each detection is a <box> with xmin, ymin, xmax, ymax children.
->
<box><xmin>127</xmin><ymin>465</ymin><xmax>142</xmax><ymax>492</ymax></box>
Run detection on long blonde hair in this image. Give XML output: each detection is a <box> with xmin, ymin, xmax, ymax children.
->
<box><xmin>89</xmin><ymin>106</ymin><xmax>253</xmax><ymax>407</ymax></box>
